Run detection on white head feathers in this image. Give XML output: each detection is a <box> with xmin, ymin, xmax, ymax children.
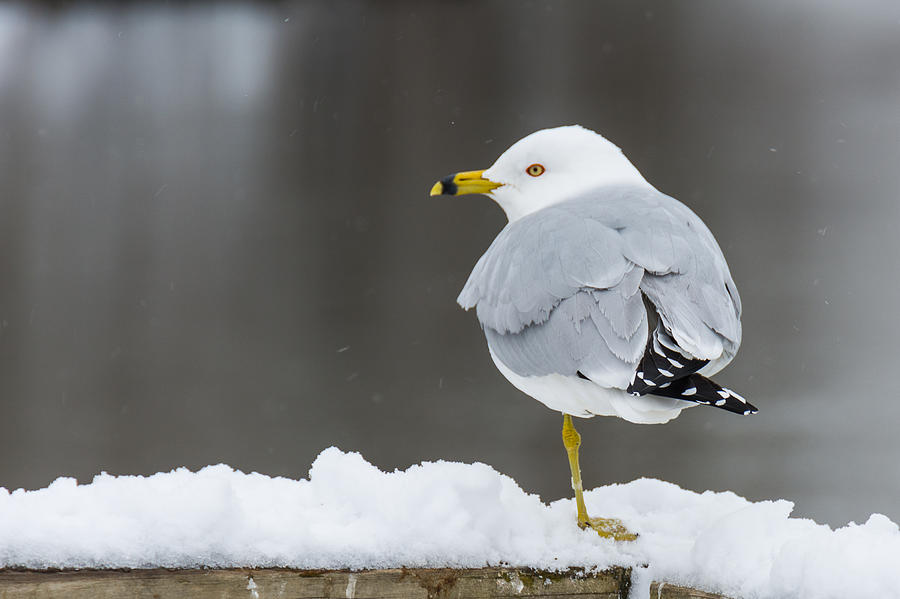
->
<box><xmin>484</xmin><ymin>125</ymin><xmax>651</xmax><ymax>222</ymax></box>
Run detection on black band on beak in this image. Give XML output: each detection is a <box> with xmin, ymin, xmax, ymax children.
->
<box><xmin>439</xmin><ymin>174</ymin><xmax>458</xmax><ymax>195</ymax></box>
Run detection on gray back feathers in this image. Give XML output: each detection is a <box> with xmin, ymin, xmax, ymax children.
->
<box><xmin>458</xmin><ymin>186</ymin><xmax>741</xmax><ymax>384</ymax></box>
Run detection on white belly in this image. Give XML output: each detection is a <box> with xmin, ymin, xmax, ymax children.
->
<box><xmin>489</xmin><ymin>348</ymin><xmax>692</xmax><ymax>425</ymax></box>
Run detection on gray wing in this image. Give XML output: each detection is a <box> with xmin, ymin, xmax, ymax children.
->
<box><xmin>457</xmin><ymin>186</ymin><xmax>742</xmax><ymax>387</ymax></box>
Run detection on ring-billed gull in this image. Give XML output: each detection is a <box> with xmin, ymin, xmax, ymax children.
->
<box><xmin>430</xmin><ymin>125</ymin><xmax>756</xmax><ymax>541</ymax></box>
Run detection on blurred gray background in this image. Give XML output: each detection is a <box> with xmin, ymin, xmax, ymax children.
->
<box><xmin>0</xmin><ymin>1</ymin><xmax>898</xmax><ymax>527</ymax></box>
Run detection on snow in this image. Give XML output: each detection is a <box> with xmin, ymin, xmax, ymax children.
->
<box><xmin>1</xmin><ymin>447</ymin><xmax>899</xmax><ymax>599</ymax></box>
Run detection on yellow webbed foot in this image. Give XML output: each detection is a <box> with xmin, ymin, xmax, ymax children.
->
<box><xmin>579</xmin><ymin>516</ymin><xmax>638</xmax><ymax>542</ymax></box>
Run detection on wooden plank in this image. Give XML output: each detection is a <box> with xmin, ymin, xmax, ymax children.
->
<box><xmin>650</xmin><ymin>581</ymin><xmax>732</xmax><ymax>599</ymax></box>
<box><xmin>0</xmin><ymin>567</ymin><xmax>632</xmax><ymax>599</ymax></box>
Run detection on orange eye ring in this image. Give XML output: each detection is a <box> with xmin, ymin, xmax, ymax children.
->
<box><xmin>526</xmin><ymin>163</ymin><xmax>545</xmax><ymax>177</ymax></box>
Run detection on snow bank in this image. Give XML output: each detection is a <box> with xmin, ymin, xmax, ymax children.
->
<box><xmin>1</xmin><ymin>448</ymin><xmax>898</xmax><ymax>599</ymax></box>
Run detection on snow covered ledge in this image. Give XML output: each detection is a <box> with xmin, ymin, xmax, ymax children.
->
<box><xmin>1</xmin><ymin>448</ymin><xmax>899</xmax><ymax>599</ymax></box>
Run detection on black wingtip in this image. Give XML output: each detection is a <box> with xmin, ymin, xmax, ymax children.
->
<box><xmin>634</xmin><ymin>369</ymin><xmax>758</xmax><ymax>416</ymax></box>
<box><xmin>626</xmin><ymin>325</ymin><xmax>758</xmax><ymax>417</ymax></box>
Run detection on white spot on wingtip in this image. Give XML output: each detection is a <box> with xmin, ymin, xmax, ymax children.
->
<box><xmin>658</xmin><ymin>369</ymin><xmax>673</xmax><ymax>377</ymax></box>
<box><xmin>659</xmin><ymin>382</ymin><xmax>671</xmax><ymax>388</ymax></box>
<box><xmin>667</xmin><ymin>357</ymin><xmax>683</xmax><ymax>368</ymax></box>
<box><xmin>724</xmin><ymin>388</ymin><xmax>748</xmax><ymax>403</ymax></box>
<box><xmin>715</xmin><ymin>399</ymin><xmax>726</xmax><ymax>406</ymax></box>
<box><xmin>717</xmin><ymin>390</ymin><xmax>730</xmax><ymax>399</ymax></box>
<box><xmin>682</xmin><ymin>387</ymin><xmax>697</xmax><ymax>396</ymax></box>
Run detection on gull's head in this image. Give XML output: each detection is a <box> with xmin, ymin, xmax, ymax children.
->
<box><xmin>430</xmin><ymin>125</ymin><xmax>651</xmax><ymax>222</ymax></box>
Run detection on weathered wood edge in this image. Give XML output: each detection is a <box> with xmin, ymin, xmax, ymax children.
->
<box><xmin>650</xmin><ymin>581</ymin><xmax>732</xmax><ymax>599</ymax></box>
<box><xmin>0</xmin><ymin>566</ymin><xmax>632</xmax><ymax>599</ymax></box>
<box><xmin>0</xmin><ymin>568</ymin><xmax>735</xmax><ymax>599</ymax></box>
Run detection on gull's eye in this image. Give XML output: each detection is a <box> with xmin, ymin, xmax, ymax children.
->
<box><xmin>526</xmin><ymin>163</ymin><xmax>545</xmax><ymax>177</ymax></box>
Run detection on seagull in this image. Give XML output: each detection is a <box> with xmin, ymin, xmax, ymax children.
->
<box><xmin>430</xmin><ymin>125</ymin><xmax>756</xmax><ymax>541</ymax></box>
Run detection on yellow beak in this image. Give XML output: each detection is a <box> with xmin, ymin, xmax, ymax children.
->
<box><xmin>429</xmin><ymin>170</ymin><xmax>502</xmax><ymax>196</ymax></box>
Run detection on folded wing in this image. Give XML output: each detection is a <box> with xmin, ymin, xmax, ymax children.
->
<box><xmin>458</xmin><ymin>185</ymin><xmax>744</xmax><ymax>402</ymax></box>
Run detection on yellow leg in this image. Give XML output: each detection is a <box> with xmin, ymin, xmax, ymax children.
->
<box><xmin>562</xmin><ymin>414</ymin><xmax>637</xmax><ymax>541</ymax></box>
